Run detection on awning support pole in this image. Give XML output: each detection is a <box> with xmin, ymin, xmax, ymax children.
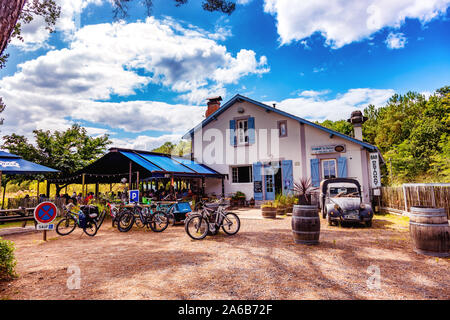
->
<box><xmin>129</xmin><ymin>161</ymin><xmax>132</xmax><ymax>190</ymax></box>
<box><xmin>82</xmin><ymin>174</ymin><xmax>86</xmax><ymax>197</ymax></box>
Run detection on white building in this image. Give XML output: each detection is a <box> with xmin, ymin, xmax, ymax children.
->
<box><xmin>183</xmin><ymin>95</ymin><xmax>382</xmax><ymax>204</ymax></box>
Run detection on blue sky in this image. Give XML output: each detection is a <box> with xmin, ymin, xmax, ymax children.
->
<box><xmin>1</xmin><ymin>0</ymin><xmax>449</xmax><ymax>150</ymax></box>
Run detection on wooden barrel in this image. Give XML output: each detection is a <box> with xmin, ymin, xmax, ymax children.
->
<box><xmin>261</xmin><ymin>206</ymin><xmax>276</xmax><ymax>219</ymax></box>
<box><xmin>292</xmin><ymin>205</ymin><xmax>320</xmax><ymax>245</ymax></box>
<box><xmin>409</xmin><ymin>207</ymin><xmax>449</xmax><ymax>257</ymax></box>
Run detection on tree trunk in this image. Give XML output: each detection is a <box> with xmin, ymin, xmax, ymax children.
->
<box><xmin>55</xmin><ymin>183</ymin><xmax>69</xmax><ymax>196</ymax></box>
<box><xmin>0</xmin><ymin>0</ymin><xmax>27</xmax><ymax>56</ymax></box>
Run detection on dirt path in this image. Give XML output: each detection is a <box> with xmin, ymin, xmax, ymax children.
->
<box><xmin>0</xmin><ymin>214</ymin><xmax>449</xmax><ymax>300</ymax></box>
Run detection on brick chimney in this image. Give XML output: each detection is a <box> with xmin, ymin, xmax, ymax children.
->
<box><xmin>347</xmin><ymin>110</ymin><xmax>368</xmax><ymax>141</ymax></box>
<box><xmin>205</xmin><ymin>96</ymin><xmax>222</xmax><ymax>118</ymax></box>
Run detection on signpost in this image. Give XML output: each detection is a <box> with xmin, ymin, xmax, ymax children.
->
<box><xmin>129</xmin><ymin>190</ymin><xmax>139</xmax><ymax>203</ymax></box>
<box><xmin>34</xmin><ymin>202</ymin><xmax>58</xmax><ymax>241</ymax></box>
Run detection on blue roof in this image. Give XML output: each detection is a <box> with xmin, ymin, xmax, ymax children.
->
<box><xmin>0</xmin><ymin>157</ymin><xmax>58</xmax><ymax>174</ymax></box>
<box><xmin>117</xmin><ymin>149</ymin><xmax>222</xmax><ymax>177</ymax></box>
<box><xmin>182</xmin><ymin>94</ymin><xmax>379</xmax><ymax>152</ymax></box>
<box><xmin>120</xmin><ymin>151</ymin><xmax>163</xmax><ymax>172</ymax></box>
<box><xmin>172</xmin><ymin>157</ymin><xmax>218</xmax><ymax>175</ymax></box>
<box><xmin>138</xmin><ymin>153</ymin><xmax>195</xmax><ymax>174</ymax></box>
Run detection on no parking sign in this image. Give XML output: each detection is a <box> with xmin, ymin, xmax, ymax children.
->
<box><xmin>34</xmin><ymin>202</ymin><xmax>57</xmax><ymax>225</ymax></box>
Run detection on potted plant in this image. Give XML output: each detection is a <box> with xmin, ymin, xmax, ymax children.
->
<box><xmin>261</xmin><ymin>201</ymin><xmax>276</xmax><ymax>219</ymax></box>
<box><xmin>292</xmin><ymin>178</ymin><xmax>314</xmax><ymax>205</ymax></box>
<box><xmin>285</xmin><ymin>195</ymin><xmax>296</xmax><ymax>215</ymax></box>
<box><xmin>235</xmin><ymin>191</ymin><xmax>246</xmax><ymax>207</ymax></box>
<box><xmin>275</xmin><ymin>195</ymin><xmax>287</xmax><ymax>215</ymax></box>
<box><xmin>291</xmin><ymin>178</ymin><xmax>320</xmax><ymax>245</ymax></box>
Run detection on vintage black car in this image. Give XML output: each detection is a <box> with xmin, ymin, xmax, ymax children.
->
<box><xmin>319</xmin><ymin>178</ymin><xmax>373</xmax><ymax>227</ymax></box>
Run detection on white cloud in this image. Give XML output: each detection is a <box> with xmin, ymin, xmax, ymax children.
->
<box><xmin>110</xmin><ymin>134</ymin><xmax>183</xmax><ymax>151</ymax></box>
<box><xmin>385</xmin><ymin>32</ymin><xmax>407</xmax><ymax>49</ymax></box>
<box><xmin>1</xmin><ymin>17</ymin><xmax>269</xmax><ymax>144</ymax></box>
<box><xmin>263</xmin><ymin>0</ymin><xmax>450</xmax><ymax>48</ymax></box>
<box><xmin>267</xmin><ymin>88</ymin><xmax>395</xmax><ymax>121</ymax></box>
<box><xmin>11</xmin><ymin>0</ymin><xmax>103</xmax><ymax>51</ymax></box>
<box><xmin>237</xmin><ymin>0</ymin><xmax>254</xmax><ymax>4</ymax></box>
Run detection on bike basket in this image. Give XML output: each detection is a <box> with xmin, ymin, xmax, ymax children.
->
<box><xmin>174</xmin><ymin>202</ymin><xmax>192</xmax><ymax>214</ymax></box>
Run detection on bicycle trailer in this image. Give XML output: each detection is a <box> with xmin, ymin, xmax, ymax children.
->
<box><xmin>172</xmin><ymin>202</ymin><xmax>192</xmax><ymax>222</ymax></box>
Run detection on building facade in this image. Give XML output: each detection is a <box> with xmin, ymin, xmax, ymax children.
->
<box><xmin>183</xmin><ymin>95</ymin><xmax>382</xmax><ymax>204</ymax></box>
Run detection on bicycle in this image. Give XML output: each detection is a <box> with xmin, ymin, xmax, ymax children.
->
<box><xmin>56</xmin><ymin>204</ymin><xmax>98</xmax><ymax>237</ymax></box>
<box><xmin>117</xmin><ymin>202</ymin><xmax>169</xmax><ymax>233</ymax></box>
<box><xmin>184</xmin><ymin>199</ymin><xmax>240</xmax><ymax>240</ymax></box>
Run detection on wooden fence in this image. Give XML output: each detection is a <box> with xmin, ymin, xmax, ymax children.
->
<box><xmin>381</xmin><ymin>183</ymin><xmax>450</xmax><ymax>218</ymax></box>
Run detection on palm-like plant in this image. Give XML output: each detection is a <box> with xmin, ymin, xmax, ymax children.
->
<box><xmin>292</xmin><ymin>178</ymin><xmax>313</xmax><ymax>205</ymax></box>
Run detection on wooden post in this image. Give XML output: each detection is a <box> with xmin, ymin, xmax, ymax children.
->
<box><xmin>95</xmin><ymin>182</ymin><xmax>99</xmax><ymax>198</ymax></box>
<box><xmin>129</xmin><ymin>161</ymin><xmax>132</xmax><ymax>190</ymax></box>
<box><xmin>221</xmin><ymin>177</ymin><xmax>225</xmax><ymax>198</ymax></box>
<box><xmin>46</xmin><ymin>181</ymin><xmax>50</xmax><ymax>198</ymax></box>
<box><xmin>0</xmin><ymin>171</ymin><xmax>2</xmax><ymax>209</ymax></box>
<box><xmin>43</xmin><ymin>230</ymin><xmax>47</xmax><ymax>242</ymax></box>
<box><xmin>402</xmin><ymin>184</ymin><xmax>408</xmax><ymax>215</ymax></box>
<box><xmin>137</xmin><ymin>171</ymin><xmax>140</xmax><ymax>190</ymax></box>
<box><xmin>431</xmin><ymin>186</ymin><xmax>436</xmax><ymax>207</ymax></box>
<box><xmin>36</xmin><ymin>180</ymin><xmax>39</xmax><ymax>198</ymax></box>
<box><xmin>82</xmin><ymin>174</ymin><xmax>86</xmax><ymax>197</ymax></box>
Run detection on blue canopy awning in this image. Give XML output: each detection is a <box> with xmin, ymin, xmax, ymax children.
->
<box><xmin>0</xmin><ymin>151</ymin><xmax>59</xmax><ymax>174</ymax></box>
<box><xmin>138</xmin><ymin>153</ymin><xmax>196</xmax><ymax>174</ymax></box>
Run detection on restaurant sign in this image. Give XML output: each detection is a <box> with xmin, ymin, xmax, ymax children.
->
<box><xmin>0</xmin><ymin>161</ymin><xmax>20</xmax><ymax>168</ymax></box>
<box><xmin>369</xmin><ymin>152</ymin><xmax>381</xmax><ymax>188</ymax></box>
<box><xmin>311</xmin><ymin>144</ymin><xmax>346</xmax><ymax>154</ymax></box>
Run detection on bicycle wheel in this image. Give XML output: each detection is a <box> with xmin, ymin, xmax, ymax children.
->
<box><xmin>96</xmin><ymin>210</ymin><xmax>107</xmax><ymax>229</ymax></box>
<box><xmin>221</xmin><ymin>212</ymin><xmax>240</xmax><ymax>235</ymax></box>
<box><xmin>118</xmin><ymin>211</ymin><xmax>135</xmax><ymax>232</ymax></box>
<box><xmin>185</xmin><ymin>215</ymin><xmax>208</xmax><ymax>240</ymax></box>
<box><xmin>149</xmin><ymin>211</ymin><xmax>169</xmax><ymax>232</ymax></box>
<box><xmin>83</xmin><ymin>220</ymin><xmax>98</xmax><ymax>236</ymax></box>
<box><xmin>135</xmin><ymin>216</ymin><xmax>146</xmax><ymax>228</ymax></box>
<box><xmin>56</xmin><ymin>217</ymin><xmax>76</xmax><ymax>236</ymax></box>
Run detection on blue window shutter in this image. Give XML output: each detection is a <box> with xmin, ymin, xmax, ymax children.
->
<box><xmin>281</xmin><ymin>160</ymin><xmax>294</xmax><ymax>195</ymax></box>
<box><xmin>338</xmin><ymin>157</ymin><xmax>347</xmax><ymax>178</ymax></box>
<box><xmin>310</xmin><ymin>159</ymin><xmax>320</xmax><ymax>187</ymax></box>
<box><xmin>253</xmin><ymin>162</ymin><xmax>263</xmax><ymax>200</ymax></box>
<box><xmin>229</xmin><ymin>120</ymin><xmax>236</xmax><ymax>146</ymax></box>
<box><xmin>248</xmin><ymin>117</ymin><xmax>255</xmax><ymax>144</ymax></box>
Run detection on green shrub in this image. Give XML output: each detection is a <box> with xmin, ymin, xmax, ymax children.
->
<box><xmin>0</xmin><ymin>237</ymin><xmax>17</xmax><ymax>281</ymax></box>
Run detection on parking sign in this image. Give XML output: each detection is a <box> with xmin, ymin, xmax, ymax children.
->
<box><xmin>129</xmin><ymin>190</ymin><xmax>139</xmax><ymax>203</ymax></box>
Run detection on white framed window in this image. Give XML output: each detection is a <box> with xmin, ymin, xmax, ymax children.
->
<box><xmin>236</xmin><ymin>119</ymin><xmax>248</xmax><ymax>145</ymax></box>
<box><xmin>232</xmin><ymin>166</ymin><xmax>253</xmax><ymax>183</ymax></box>
<box><xmin>322</xmin><ymin>159</ymin><xmax>337</xmax><ymax>179</ymax></box>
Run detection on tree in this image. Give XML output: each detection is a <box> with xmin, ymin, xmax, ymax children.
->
<box><xmin>152</xmin><ymin>140</ymin><xmax>191</xmax><ymax>157</ymax></box>
<box><xmin>316</xmin><ymin>119</ymin><xmax>353</xmax><ymax>136</ymax></box>
<box><xmin>2</xmin><ymin>124</ymin><xmax>111</xmax><ymax>195</ymax></box>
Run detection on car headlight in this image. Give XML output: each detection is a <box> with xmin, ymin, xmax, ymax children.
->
<box><xmin>360</xmin><ymin>203</ymin><xmax>365</xmax><ymax>210</ymax></box>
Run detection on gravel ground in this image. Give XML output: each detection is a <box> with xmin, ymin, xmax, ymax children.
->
<box><xmin>0</xmin><ymin>211</ymin><xmax>449</xmax><ymax>300</ymax></box>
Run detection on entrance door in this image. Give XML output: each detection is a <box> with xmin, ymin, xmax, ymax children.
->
<box><xmin>265</xmin><ymin>174</ymin><xmax>275</xmax><ymax>200</ymax></box>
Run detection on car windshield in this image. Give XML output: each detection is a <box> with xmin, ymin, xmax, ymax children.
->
<box><xmin>329</xmin><ymin>186</ymin><xmax>359</xmax><ymax>198</ymax></box>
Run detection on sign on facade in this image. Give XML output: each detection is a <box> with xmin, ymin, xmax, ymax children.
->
<box><xmin>311</xmin><ymin>144</ymin><xmax>346</xmax><ymax>154</ymax></box>
<box><xmin>369</xmin><ymin>153</ymin><xmax>381</xmax><ymax>188</ymax></box>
